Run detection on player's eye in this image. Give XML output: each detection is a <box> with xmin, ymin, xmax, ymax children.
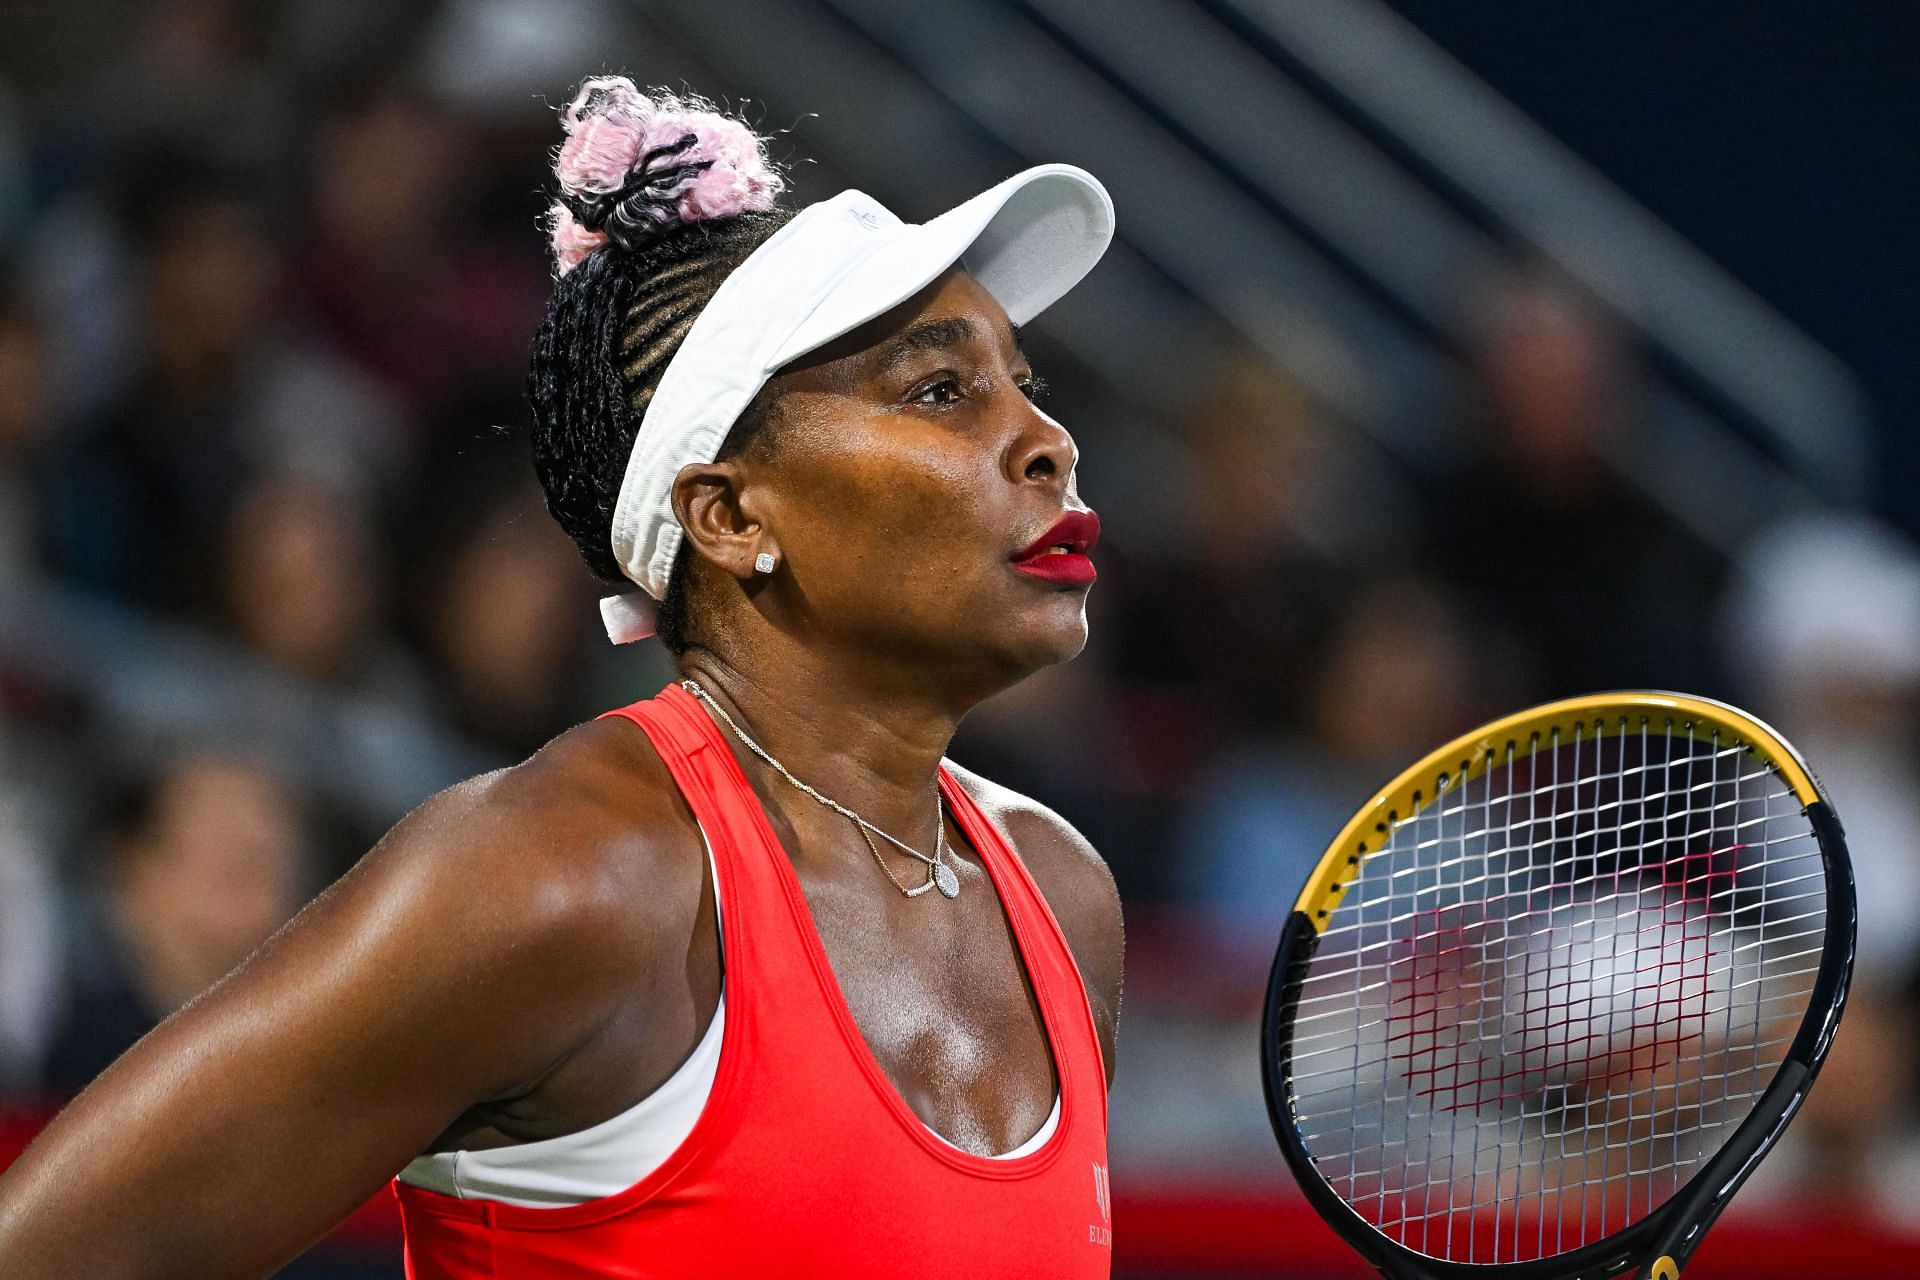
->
<box><xmin>1019</xmin><ymin>375</ymin><xmax>1049</xmax><ymax>403</ymax></box>
<box><xmin>911</xmin><ymin>376</ymin><xmax>963</xmax><ymax>405</ymax></box>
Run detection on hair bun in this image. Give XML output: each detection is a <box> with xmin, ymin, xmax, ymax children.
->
<box><xmin>548</xmin><ymin>77</ymin><xmax>785</xmax><ymax>276</ymax></box>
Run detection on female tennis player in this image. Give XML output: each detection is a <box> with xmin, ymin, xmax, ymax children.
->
<box><xmin>0</xmin><ymin>80</ymin><xmax>1123</xmax><ymax>1278</ymax></box>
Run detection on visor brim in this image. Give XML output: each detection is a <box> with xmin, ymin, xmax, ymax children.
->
<box><xmin>776</xmin><ymin>164</ymin><xmax>1114</xmax><ymax>367</ymax></box>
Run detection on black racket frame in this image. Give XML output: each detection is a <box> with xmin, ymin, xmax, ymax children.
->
<box><xmin>1261</xmin><ymin>799</ymin><xmax>1855</xmax><ymax>1280</ymax></box>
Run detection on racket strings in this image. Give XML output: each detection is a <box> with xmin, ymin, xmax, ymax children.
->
<box><xmin>1285</xmin><ymin>720</ymin><xmax>1827</xmax><ymax>1264</ymax></box>
<box><xmin>1314</xmin><ymin>754</ymin><xmax>1794</xmax><ymax>932</ymax></box>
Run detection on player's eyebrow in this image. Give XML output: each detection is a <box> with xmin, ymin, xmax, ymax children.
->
<box><xmin>873</xmin><ymin>316</ymin><xmax>1028</xmax><ymax>371</ymax></box>
<box><xmin>876</xmin><ymin>316</ymin><xmax>981</xmax><ymax>371</ymax></box>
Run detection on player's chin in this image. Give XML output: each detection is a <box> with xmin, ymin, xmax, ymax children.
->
<box><xmin>994</xmin><ymin>584</ymin><xmax>1092</xmax><ymax>667</ymax></box>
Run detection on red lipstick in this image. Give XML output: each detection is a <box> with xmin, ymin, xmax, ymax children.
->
<box><xmin>1011</xmin><ymin>509</ymin><xmax>1100</xmax><ymax>586</ymax></box>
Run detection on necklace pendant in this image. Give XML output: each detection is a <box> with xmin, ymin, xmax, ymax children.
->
<box><xmin>683</xmin><ymin>679</ymin><xmax>960</xmax><ymax>903</ymax></box>
<box><xmin>934</xmin><ymin>861</ymin><xmax>961</xmax><ymax>899</ymax></box>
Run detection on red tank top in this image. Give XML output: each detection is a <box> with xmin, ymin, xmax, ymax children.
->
<box><xmin>394</xmin><ymin>681</ymin><xmax>1113</xmax><ymax>1277</ymax></box>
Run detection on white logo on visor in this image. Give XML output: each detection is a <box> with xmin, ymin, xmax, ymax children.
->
<box><xmin>850</xmin><ymin>207</ymin><xmax>882</xmax><ymax>230</ymax></box>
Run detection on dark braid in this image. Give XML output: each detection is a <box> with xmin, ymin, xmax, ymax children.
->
<box><xmin>528</xmin><ymin>209</ymin><xmax>793</xmax><ymax>654</ymax></box>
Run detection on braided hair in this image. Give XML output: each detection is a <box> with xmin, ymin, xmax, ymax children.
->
<box><xmin>526</xmin><ymin>78</ymin><xmax>790</xmax><ymax>654</ymax></box>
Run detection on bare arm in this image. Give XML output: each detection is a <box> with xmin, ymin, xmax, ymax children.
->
<box><xmin>0</xmin><ymin>750</ymin><xmax>663</xmax><ymax>1280</ymax></box>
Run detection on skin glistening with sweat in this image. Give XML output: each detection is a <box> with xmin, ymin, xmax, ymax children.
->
<box><xmin>0</xmin><ymin>264</ymin><xmax>1121</xmax><ymax>1280</ymax></box>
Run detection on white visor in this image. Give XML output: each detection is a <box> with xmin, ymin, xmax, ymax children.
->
<box><xmin>599</xmin><ymin>163</ymin><xmax>1115</xmax><ymax>642</ymax></box>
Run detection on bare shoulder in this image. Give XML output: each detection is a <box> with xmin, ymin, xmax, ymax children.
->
<box><xmin>298</xmin><ymin>715</ymin><xmax>708</xmax><ymax>1094</ymax></box>
<box><xmin>365</xmin><ymin>716</ymin><xmax>704</xmax><ymax>975</ymax></box>
<box><xmin>942</xmin><ymin>759</ymin><xmax>1124</xmax><ymax>1081</ymax></box>
<box><xmin>941</xmin><ymin>760</ymin><xmax>1116</xmax><ymax>905</ymax></box>
<box><xmin>401</xmin><ymin>715</ymin><xmax>699</xmax><ymax>889</ymax></box>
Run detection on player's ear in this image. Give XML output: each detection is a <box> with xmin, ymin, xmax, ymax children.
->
<box><xmin>672</xmin><ymin>460</ymin><xmax>776</xmax><ymax>582</ymax></box>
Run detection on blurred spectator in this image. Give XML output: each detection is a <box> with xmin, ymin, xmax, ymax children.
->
<box><xmin>1430</xmin><ymin>270</ymin><xmax>1726</xmax><ymax>698</ymax></box>
<box><xmin>954</xmin><ymin>656</ymin><xmax>1165</xmax><ymax>892</ymax></box>
<box><xmin>81</xmin><ymin>1</ymin><xmax>284</xmax><ymax>176</ymax></box>
<box><xmin>41</xmin><ymin>752</ymin><xmax>307</xmax><ymax>1094</ymax></box>
<box><xmin>219</xmin><ymin>470</ymin><xmax>428</xmax><ymax>707</ymax></box>
<box><xmin>293</xmin><ymin>81</ymin><xmax>544</xmax><ymax>433</ymax></box>
<box><xmin>1065</xmin><ymin>353</ymin><xmax>1414</xmax><ymax>894</ymax></box>
<box><xmin>1174</xmin><ymin>574</ymin><xmax>1493</xmax><ymax>942</ymax></box>
<box><xmin>39</xmin><ymin>149</ymin><xmax>419</xmax><ymax>616</ymax></box>
<box><xmin>42</xmin><ymin>163</ymin><xmax>279</xmax><ymax>612</ymax></box>
<box><xmin>1721</xmin><ymin>510</ymin><xmax>1920</xmax><ymax>982</ymax></box>
<box><xmin>0</xmin><ymin>287</ymin><xmax>52</xmax><ymax>585</ymax></box>
<box><xmin>1800</xmin><ymin>992</ymin><xmax>1919</xmax><ymax>1217</ymax></box>
<box><xmin>422</xmin><ymin>482</ymin><xmax>595</xmax><ymax>757</ymax></box>
<box><xmin>1108</xmin><ymin>356</ymin><xmax>1355</xmax><ymax>744</ymax></box>
<box><xmin>1747</xmin><ymin>988</ymin><xmax>1920</xmax><ymax>1225</ymax></box>
<box><xmin>0</xmin><ymin>731</ymin><xmax>60</xmax><ymax>1091</ymax></box>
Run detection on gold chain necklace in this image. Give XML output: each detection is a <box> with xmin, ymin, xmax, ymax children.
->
<box><xmin>680</xmin><ymin>678</ymin><xmax>960</xmax><ymax>899</ymax></box>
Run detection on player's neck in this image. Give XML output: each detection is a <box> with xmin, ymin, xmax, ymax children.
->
<box><xmin>676</xmin><ymin>649</ymin><xmax>968</xmax><ymax>845</ymax></box>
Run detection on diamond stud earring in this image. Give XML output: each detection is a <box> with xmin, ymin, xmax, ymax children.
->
<box><xmin>754</xmin><ymin>551</ymin><xmax>777</xmax><ymax>574</ymax></box>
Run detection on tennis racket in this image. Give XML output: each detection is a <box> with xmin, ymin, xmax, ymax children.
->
<box><xmin>1261</xmin><ymin>692</ymin><xmax>1855</xmax><ymax>1280</ymax></box>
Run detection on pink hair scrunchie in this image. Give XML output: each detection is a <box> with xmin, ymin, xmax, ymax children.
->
<box><xmin>548</xmin><ymin>77</ymin><xmax>785</xmax><ymax>276</ymax></box>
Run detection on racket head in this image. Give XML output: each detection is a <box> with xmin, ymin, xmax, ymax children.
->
<box><xmin>1261</xmin><ymin>692</ymin><xmax>1855</xmax><ymax>1280</ymax></box>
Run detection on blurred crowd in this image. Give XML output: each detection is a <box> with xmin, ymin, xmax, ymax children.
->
<box><xmin>0</xmin><ymin>1</ymin><xmax>1915</xmax><ymax>1267</ymax></box>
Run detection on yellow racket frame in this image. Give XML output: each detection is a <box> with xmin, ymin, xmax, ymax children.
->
<box><xmin>1293</xmin><ymin>691</ymin><xmax>1824</xmax><ymax>929</ymax></box>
